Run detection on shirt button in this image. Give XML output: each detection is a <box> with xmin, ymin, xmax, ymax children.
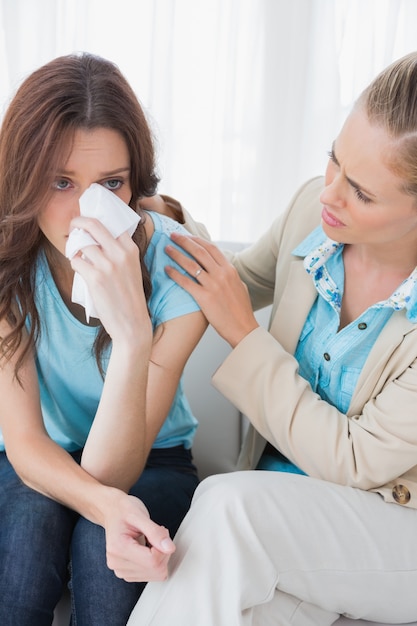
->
<box><xmin>392</xmin><ymin>484</ymin><xmax>411</xmax><ymax>505</ymax></box>
<box><xmin>323</xmin><ymin>353</ymin><xmax>331</xmax><ymax>361</ymax></box>
<box><xmin>358</xmin><ymin>322</ymin><xmax>367</xmax><ymax>330</ymax></box>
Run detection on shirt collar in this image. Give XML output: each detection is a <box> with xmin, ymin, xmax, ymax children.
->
<box><xmin>292</xmin><ymin>226</ymin><xmax>417</xmax><ymax>323</ymax></box>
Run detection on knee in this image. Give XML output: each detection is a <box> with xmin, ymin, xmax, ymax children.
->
<box><xmin>190</xmin><ymin>471</ymin><xmax>252</xmax><ymax>520</ymax></box>
<box><xmin>193</xmin><ymin>472</ymin><xmax>234</xmax><ymax>500</ymax></box>
<box><xmin>173</xmin><ymin>472</ymin><xmax>268</xmax><ymax>556</ymax></box>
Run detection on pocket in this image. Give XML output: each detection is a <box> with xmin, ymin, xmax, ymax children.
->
<box><xmin>338</xmin><ymin>366</ymin><xmax>362</xmax><ymax>413</ymax></box>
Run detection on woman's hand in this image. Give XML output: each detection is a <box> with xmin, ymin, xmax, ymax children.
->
<box><xmin>104</xmin><ymin>493</ymin><xmax>176</xmax><ymax>583</ymax></box>
<box><xmin>165</xmin><ymin>233</ymin><xmax>259</xmax><ymax>347</ymax></box>
<box><xmin>69</xmin><ymin>216</ymin><xmax>151</xmax><ymax>344</ymax></box>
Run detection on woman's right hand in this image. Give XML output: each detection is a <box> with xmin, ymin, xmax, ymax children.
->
<box><xmin>69</xmin><ymin>216</ymin><xmax>151</xmax><ymax>344</ymax></box>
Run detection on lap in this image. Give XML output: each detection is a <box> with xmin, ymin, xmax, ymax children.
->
<box><xmin>192</xmin><ymin>471</ymin><xmax>417</xmax><ymax>623</ymax></box>
<box><xmin>0</xmin><ymin>446</ymin><xmax>199</xmax><ymax>625</ymax></box>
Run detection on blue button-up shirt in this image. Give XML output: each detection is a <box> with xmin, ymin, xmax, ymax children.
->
<box><xmin>258</xmin><ymin>225</ymin><xmax>417</xmax><ymax>475</ymax></box>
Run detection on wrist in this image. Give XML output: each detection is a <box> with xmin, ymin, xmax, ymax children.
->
<box><xmin>110</xmin><ymin>321</ymin><xmax>152</xmax><ymax>358</ymax></box>
<box><xmin>89</xmin><ymin>484</ymin><xmax>127</xmax><ymax>527</ymax></box>
<box><xmin>227</xmin><ymin>322</ymin><xmax>260</xmax><ymax>349</ymax></box>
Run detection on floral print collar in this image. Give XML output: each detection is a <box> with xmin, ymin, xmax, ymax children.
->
<box><xmin>292</xmin><ymin>226</ymin><xmax>417</xmax><ymax>322</ymax></box>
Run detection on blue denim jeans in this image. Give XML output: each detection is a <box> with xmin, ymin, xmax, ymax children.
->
<box><xmin>0</xmin><ymin>446</ymin><xmax>199</xmax><ymax>626</ymax></box>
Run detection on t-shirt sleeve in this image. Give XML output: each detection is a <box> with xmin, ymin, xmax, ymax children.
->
<box><xmin>145</xmin><ymin>213</ymin><xmax>201</xmax><ymax>327</ymax></box>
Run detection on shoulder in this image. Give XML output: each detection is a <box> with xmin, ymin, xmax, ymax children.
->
<box><xmin>145</xmin><ymin>211</ymin><xmax>190</xmax><ymax>241</ymax></box>
<box><xmin>283</xmin><ymin>176</ymin><xmax>324</xmax><ymax>233</ymax></box>
<box><xmin>144</xmin><ymin>211</ymin><xmax>194</xmax><ymax>274</ymax></box>
<box><xmin>143</xmin><ymin>213</ymin><xmax>201</xmax><ymax>323</ymax></box>
<box><xmin>265</xmin><ymin>176</ymin><xmax>325</xmax><ymax>257</ymax></box>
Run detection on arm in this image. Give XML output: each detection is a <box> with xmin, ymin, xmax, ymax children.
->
<box><xmin>145</xmin><ymin>311</ymin><xmax>207</xmax><ymax>453</ymax></box>
<box><xmin>160</xmin><ymin>178</ymin><xmax>417</xmax><ymax>491</ymax></box>
<box><xmin>0</xmin><ymin>321</ymin><xmax>175</xmax><ymax>582</ymax></box>
<box><xmin>72</xmin><ymin>216</ymin><xmax>207</xmax><ymax>487</ymax></box>
<box><xmin>69</xmin><ymin>220</ymin><xmax>153</xmax><ymax>490</ymax></box>
<box><xmin>212</xmin><ymin>327</ymin><xmax>417</xmax><ymax>492</ymax></box>
<box><xmin>83</xmin><ymin>310</ymin><xmax>207</xmax><ymax>483</ymax></box>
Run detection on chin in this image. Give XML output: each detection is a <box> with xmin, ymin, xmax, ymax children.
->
<box><xmin>321</xmin><ymin>221</ymin><xmax>346</xmax><ymax>243</ymax></box>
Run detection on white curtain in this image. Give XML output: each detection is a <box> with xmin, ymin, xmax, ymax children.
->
<box><xmin>1</xmin><ymin>0</ymin><xmax>417</xmax><ymax>241</ymax></box>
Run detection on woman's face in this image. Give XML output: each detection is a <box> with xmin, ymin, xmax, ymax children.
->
<box><xmin>320</xmin><ymin>107</ymin><xmax>417</xmax><ymax>250</ymax></box>
<box><xmin>38</xmin><ymin>127</ymin><xmax>132</xmax><ymax>256</ymax></box>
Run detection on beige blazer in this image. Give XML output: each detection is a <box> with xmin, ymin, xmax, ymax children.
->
<box><xmin>184</xmin><ymin>177</ymin><xmax>417</xmax><ymax>508</ymax></box>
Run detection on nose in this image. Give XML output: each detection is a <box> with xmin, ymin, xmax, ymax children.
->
<box><xmin>65</xmin><ymin>191</ymin><xmax>83</xmax><ymax>229</ymax></box>
<box><xmin>72</xmin><ymin>183</ymin><xmax>93</xmax><ymax>217</ymax></box>
<box><xmin>74</xmin><ymin>183</ymin><xmax>96</xmax><ymax>215</ymax></box>
<box><xmin>320</xmin><ymin>163</ymin><xmax>345</xmax><ymax>208</ymax></box>
<box><xmin>70</xmin><ymin>196</ymin><xmax>81</xmax><ymax>219</ymax></box>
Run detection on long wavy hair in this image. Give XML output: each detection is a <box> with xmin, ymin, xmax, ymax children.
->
<box><xmin>0</xmin><ymin>52</ymin><xmax>159</xmax><ymax>379</ymax></box>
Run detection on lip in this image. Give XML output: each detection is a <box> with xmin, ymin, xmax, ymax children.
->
<box><xmin>321</xmin><ymin>207</ymin><xmax>345</xmax><ymax>228</ymax></box>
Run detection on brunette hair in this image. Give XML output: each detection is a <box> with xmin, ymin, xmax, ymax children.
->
<box><xmin>358</xmin><ymin>51</ymin><xmax>417</xmax><ymax>197</ymax></box>
<box><xmin>0</xmin><ymin>52</ymin><xmax>159</xmax><ymax>378</ymax></box>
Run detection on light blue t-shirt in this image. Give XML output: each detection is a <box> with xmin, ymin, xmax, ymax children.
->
<box><xmin>0</xmin><ymin>212</ymin><xmax>200</xmax><ymax>452</ymax></box>
<box><xmin>258</xmin><ymin>225</ymin><xmax>417</xmax><ymax>475</ymax></box>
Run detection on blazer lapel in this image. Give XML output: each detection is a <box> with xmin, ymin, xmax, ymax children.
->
<box><xmin>269</xmin><ymin>257</ymin><xmax>417</xmax><ymax>416</ymax></box>
<box><xmin>348</xmin><ymin>313</ymin><xmax>416</xmax><ymax>415</ymax></box>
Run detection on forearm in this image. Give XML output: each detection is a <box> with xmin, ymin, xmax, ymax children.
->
<box><xmin>7</xmin><ymin>430</ymin><xmax>124</xmax><ymax>526</ymax></box>
<box><xmin>212</xmin><ymin>327</ymin><xmax>417</xmax><ymax>490</ymax></box>
<box><xmin>7</xmin><ymin>431</ymin><xmax>176</xmax><ymax>580</ymax></box>
<box><xmin>82</xmin><ymin>340</ymin><xmax>150</xmax><ymax>491</ymax></box>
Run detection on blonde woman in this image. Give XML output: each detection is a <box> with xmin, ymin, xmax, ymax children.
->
<box><xmin>129</xmin><ymin>52</ymin><xmax>417</xmax><ymax>625</ymax></box>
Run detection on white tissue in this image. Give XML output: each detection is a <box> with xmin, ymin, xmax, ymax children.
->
<box><xmin>65</xmin><ymin>183</ymin><xmax>140</xmax><ymax>322</ymax></box>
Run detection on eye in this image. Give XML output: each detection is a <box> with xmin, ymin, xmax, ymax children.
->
<box><xmin>354</xmin><ymin>187</ymin><xmax>371</xmax><ymax>204</ymax></box>
<box><xmin>327</xmin><ymin>149</ymin><xmax>338</xmax><ymax>166</ymax></box>
<box><xmin>52</xmin><ymin>178</ymin><xmax>72</xmax><ymax>191</ymax></box>
<box><xmin>102</xmin><ymin>179</ymin><xmax>123</xmax><ymax>191</ymax></box>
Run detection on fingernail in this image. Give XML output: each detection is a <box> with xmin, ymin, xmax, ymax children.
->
<box><xmin>161</xmin><ymin>537</ymin><xmax>174</xmax><ymax>551</ymax></box>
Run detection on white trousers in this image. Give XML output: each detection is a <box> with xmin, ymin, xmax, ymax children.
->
<box><xmin>128</xmin><ymin>471</ymin><xmax>417</xmax><ymax>625</ymax></box>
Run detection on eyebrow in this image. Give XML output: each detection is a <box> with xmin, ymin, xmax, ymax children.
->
<box><xmin>57</xmin><ymin>166</ymin><xmax>131</xmax><ymax>177</ymax></box>
<box><xmin>331</xmin><ymin>142</ymin><xmax>376</xmax><ymax>198</ymax></box>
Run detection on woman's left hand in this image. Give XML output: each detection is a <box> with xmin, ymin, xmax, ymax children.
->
<box><xmin>165</xmin><ymin>233</ymin><xmax>259</xmax><ymax>347</ymax></box>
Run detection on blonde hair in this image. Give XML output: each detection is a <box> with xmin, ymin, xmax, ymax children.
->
<box><xmin>358</xmin><ymin>51</ymin><xmax>417</xmax><ymax>197</ymax></box>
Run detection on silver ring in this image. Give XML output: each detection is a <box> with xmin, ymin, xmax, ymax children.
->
<box><xmin>195</xmin><ymin>268</ymin><xmax>203</xmax><ymax>278</ymax></box>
